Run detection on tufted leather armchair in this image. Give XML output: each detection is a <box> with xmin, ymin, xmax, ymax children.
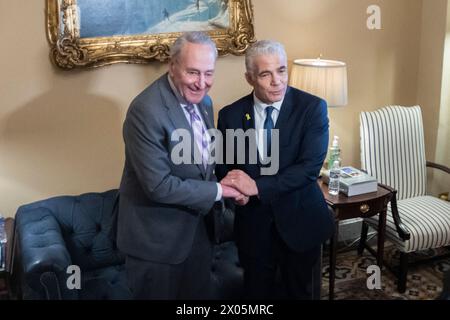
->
<box><xmin>15</xmin><ymin>190</ymin><xmax>243</xmax><ymax>300</ymax></box>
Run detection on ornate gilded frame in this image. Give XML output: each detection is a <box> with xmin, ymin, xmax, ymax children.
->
<box><xmin>46</xmin><ymin>0</ymin><xmax>256</xmax><ymax>70</ymax></box>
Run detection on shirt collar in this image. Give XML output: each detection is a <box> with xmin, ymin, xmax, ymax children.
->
<box><xmin>253</xmin><ymin>93</ymin><xmax>284</xmax><ymax>114</ymax></box>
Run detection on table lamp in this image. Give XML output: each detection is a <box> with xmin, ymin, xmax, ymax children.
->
<box><xmin>289</xmin><ymin>58</ymin><xmax>348</xmax><ymax>107</ymax></box>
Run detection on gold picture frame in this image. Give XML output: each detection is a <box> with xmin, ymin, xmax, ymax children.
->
<box><xmin>46</xmin><ymin>0</ymin><xmax>256</xmax><ymax>70</ymax></box>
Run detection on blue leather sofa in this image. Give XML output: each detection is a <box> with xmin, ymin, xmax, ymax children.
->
<box><xmin>15</xmin><ymin>190</ymin><xmax>243</xmax><ymax>300</ymax></box>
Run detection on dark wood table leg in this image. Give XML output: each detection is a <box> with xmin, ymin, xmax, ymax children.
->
<box><xmin>329</xmin><ymin>220</ymin><xmax>338</xmax><ymax>300</ymax></box>
<box><xmin>377</xmin><ymin>209</ymin><xmax>387</xmax><ymax>267</ymax></box>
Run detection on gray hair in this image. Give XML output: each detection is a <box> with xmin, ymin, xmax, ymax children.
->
<box><xmin>245</xmin><ymin>40</ymin><xmax>287</xmax><ymax>74</ymax></box>
<box><xmin>170</xmin><ymin>31</ymin><xmax>218</xmax><ymax>61</ymax></box>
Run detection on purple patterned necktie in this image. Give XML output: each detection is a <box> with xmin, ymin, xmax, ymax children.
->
<box><xmin>185</xmin><ymin>104</ymin><xmax>208</xmax><ymax>169</ymax></box>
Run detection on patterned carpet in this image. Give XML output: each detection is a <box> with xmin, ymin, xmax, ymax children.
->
<box><xmin>320</xmin><ymin>243</ymin><xmax>450</xmax><ymax>300</ymax></box>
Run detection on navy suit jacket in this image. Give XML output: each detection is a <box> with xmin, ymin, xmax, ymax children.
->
<box><xmin>216</xmin><ymin>87</ymin><xmax>335</xmax><ymax>256</ymax></box>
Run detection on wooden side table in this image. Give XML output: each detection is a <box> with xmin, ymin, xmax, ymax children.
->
<box><xmin>0</xmin><ymin>218</ymin><xmax>15</xmax><ymax>299</ymax></box>
<box><xmin>318</xmin><ymin>180</ymin><xmax>393</xmax><ymax>300</ymax></box>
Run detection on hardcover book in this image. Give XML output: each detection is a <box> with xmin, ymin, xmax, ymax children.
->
<box><xmin>322</xmin><ymin>166</ymin><xmax>378</xmax><ymax>196</ymax></box>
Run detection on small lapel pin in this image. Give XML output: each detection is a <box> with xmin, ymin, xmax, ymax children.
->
<box><xmin>245</xmin><ymin>113</ymin><xmax>251</xmax><ymax>121</ymax></box>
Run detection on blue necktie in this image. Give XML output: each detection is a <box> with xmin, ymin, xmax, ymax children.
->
<box><xmin>264</xmin><ymin>106</ymin><xmax>275</xmax><ymax>157</ymax></box>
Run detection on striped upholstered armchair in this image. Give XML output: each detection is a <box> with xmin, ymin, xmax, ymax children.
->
<box><xmin>358</xmin><ymin>105</ymin><xmax>450</xmax><ymax>293</ymax></box>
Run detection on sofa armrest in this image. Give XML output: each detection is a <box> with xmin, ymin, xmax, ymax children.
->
<box><xmin>16</xmin><ymin>208</ymin><xmax>72</xmax><ymax>298</ymax></box>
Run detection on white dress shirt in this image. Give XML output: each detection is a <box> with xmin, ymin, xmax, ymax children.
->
<box><xmin>253</xmin><ymin>94</ymin><xmax>284</xmax><ymax>160</ymax></box>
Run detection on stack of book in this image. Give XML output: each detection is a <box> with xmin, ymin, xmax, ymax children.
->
<box><xmin>322</xmin><ymin>166</ymin><xmax>378</xmax><ymax>196</ymax></box>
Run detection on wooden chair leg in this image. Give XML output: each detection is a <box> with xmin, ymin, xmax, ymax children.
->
<box><xmin>357</xmin><ymin>221</ymin><xmax>369</xmax><ymax>255</ymax></box>
<box><xmin>439</xmin><ymin>270</ymin><xmax>450</xmax><ymax>300</ymax></box>
<box><xmin>397</xmin><ymin>252</ymin><xmax>408</xmax><ymax>293</ymax></box>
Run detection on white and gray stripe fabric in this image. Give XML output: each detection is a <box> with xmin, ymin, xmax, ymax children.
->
<box><xmin>360</xmin><ymin>105</ymin><xmax>426</xmax><ymax>200</ymax></box>
<box><xmin>360</xmin><ymin>105</ymin><xmax>450</xmax><ymax>253</ymax></box>
<box><xmin>365</xmin><ymin>196</ymin><xmax>450</xmax><ymax>252</ymax></box>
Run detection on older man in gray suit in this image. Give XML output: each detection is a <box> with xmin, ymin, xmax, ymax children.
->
<box><xmin>117</xmin><ymin>32</ymin><xmax>242</xmax><ymax>299</ymax></box>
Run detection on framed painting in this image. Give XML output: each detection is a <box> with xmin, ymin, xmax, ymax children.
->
<box><xmin>46</xmin><ymin>0</ymin><xmax>256</xmax><ymax>69</ymax></box>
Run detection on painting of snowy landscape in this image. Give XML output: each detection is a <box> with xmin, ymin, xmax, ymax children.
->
<box><xmin>77</xmin><ymin>0</ymin><xmax>230</xmax><ymax>38</ymax></box>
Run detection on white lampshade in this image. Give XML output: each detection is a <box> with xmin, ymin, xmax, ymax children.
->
<box><xmin>290</xmin><ymin>58</ymin><xmax>348</xmax><ymax>107</ymax></box>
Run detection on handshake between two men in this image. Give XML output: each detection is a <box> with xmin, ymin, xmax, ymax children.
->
<box><xmin>220</xmin><ymin>169</ymin><xmax>258</xmax><ymax>206</ymax></box>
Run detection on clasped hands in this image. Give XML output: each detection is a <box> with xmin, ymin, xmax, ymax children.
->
<box><xmin>220</xmin><ymin>170</ymin><xmax>258</xmax><ymax>206</ymax></box>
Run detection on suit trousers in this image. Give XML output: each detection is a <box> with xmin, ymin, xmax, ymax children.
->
<box><xmin>125</xmin><ymin>216</ymin><xmax>212</xmax><ymax>299</ymax></box>
<box><xmin>238</xmin><ymin>221</ymin><xmax>322</xmax><ymax>300</ymax></box>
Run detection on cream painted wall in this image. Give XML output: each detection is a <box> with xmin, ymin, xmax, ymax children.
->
<box><xmin>439</xmin><ymin>1</ymin><xmax>450</xmax><ymax>166</ymax></box>
<box><xmin>431</xmin><ymin>0</ymin><xmax>450</xmax><ymax>195</ymax></box>
<box><xmin>417</xmin><ymin>0</ymin><xmax>449</xmax><ymax>197</ymax></box>
<box><xmin>417</xmin><ymin>0</ymin><xmax>448</xmax><ymax>163</ymax></box>
<box><xmin>0</xmin><ymin>0</ymin><xmax>446</xmax><ymax>217</ymax></box>
<box><xmin>251</xmin><ymin>0</ymin><xmax>423</xmax><ymax>167</ymax></box>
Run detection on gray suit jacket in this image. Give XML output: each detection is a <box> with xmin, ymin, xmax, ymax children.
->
<box><xmin>117</xmin><ymin>73</ymin><xmax>218</xmax><ymax>264</ymax></box>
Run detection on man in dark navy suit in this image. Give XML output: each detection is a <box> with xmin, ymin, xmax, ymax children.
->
<box><xmin>216</xmin><ymin>40</ymin><xmax>335</xmax><ymax>299</ymax></box>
